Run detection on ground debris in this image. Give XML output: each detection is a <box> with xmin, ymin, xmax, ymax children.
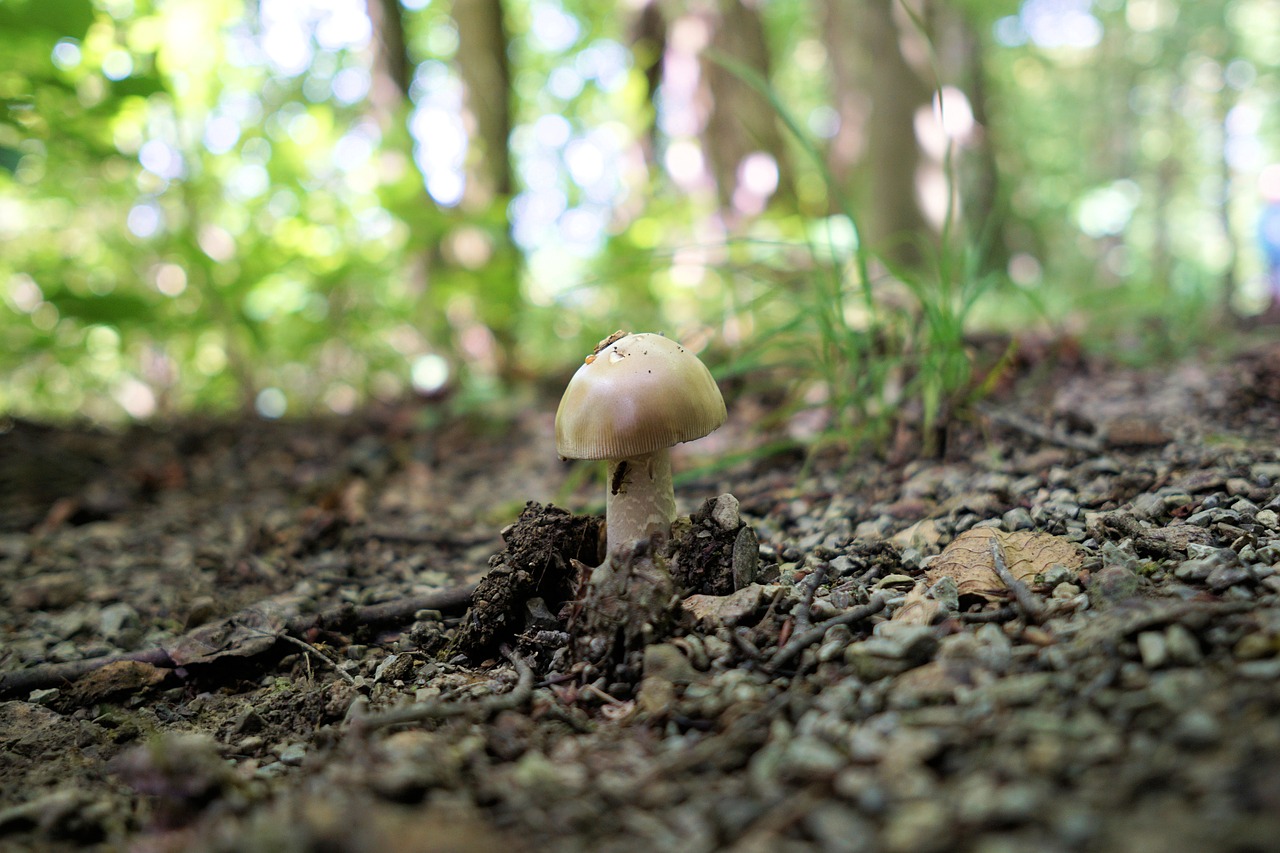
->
<box><xmin>3</xmin><ymin>357</ymin><xmax>1280</xmax><ymax>853</ymax></box>
<box><xmin>448</xmin><ymin>502</ymin><xmax>601</xmax><ymax>660</ymax></box>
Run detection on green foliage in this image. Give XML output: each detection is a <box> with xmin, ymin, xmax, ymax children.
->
<box><xmin>710</xmin><ymin>48</ymin><xmax>1005</xmax><ymax>456</ymax></box>
<box><xmin>0</xmin><ymin>0</ymin><xmax>1276</xmax><ymax>436</ymax></box>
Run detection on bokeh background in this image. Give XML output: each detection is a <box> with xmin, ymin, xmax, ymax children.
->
<box><xmin>2</xmin><ymin>0</ymin><xmax>1277</xmax><ymax>430</ymax></box>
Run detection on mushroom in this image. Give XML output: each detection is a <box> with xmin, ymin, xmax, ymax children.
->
<box><xmin>556</xmin><ymin>331</ymin><xmax>726</xmax><ymax>559</ymax></box>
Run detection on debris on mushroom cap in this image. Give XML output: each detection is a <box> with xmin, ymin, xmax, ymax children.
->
<box><xmin>555</xmin><ymin>332</ymin><xmax>726</xmax><ymax>461</ymax></box>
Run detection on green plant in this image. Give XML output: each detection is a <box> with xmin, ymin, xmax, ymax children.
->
<box><xmin>710</xmin><ymin>46</ymin><xmax>1008</xmax><ymax>459</ymax></box>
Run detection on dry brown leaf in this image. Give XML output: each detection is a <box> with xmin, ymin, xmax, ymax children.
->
<box><xmin>68</xmin><ymin>660</ymin><xmax>168</xmax><ymax>703</ymax></box>
<box><xmin>891</xmin><ymin>583</ymin><xmax>941</xmax><ymax>625</ymax></box>
<box><xmin>924</xmin><ymin>528</ymin><xmax>1082</xmax><ymax>600</ymax></box>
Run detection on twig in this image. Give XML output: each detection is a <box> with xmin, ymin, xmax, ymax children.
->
<box><xmin>0</xmin><ymin>648</ymin><xmax>175</xmax><ymax>699</ymax></box>
<box><xmin>0</xmin><ymin>582</ymin><xmax>477</xmax><ymax>699</ymax></box>
<box><xmin>731</xmin><ymin>627</ymin><xmax>762</xmax><ymax>661</ymax></box>
<box><xmin>350</xmin><ymin>646</ymin><xmax>533</xmax><ymax>731</ymax></box>
<box><xmin>793</xmin><ymin>563</ymin><xmax>828</xmax><ymax>633</ymax></box>
<box><xmin>990</xmin><ymin>539</ymin><xmax>1045</xmax><ymax>624</ymax></box>
<box><xmin>764</xmin><ymin>594</ymin><xmax>887</xmax><ymax>673</ymax></box>
<box><xmin>976</xmin><ymin>403</ymin><xmax>1102</xmax><ymax>453</ymax></box>
<box><xmin>960</xmin><ymin>605</ymin><xmax>1018</xmax><ymax>624</ymax></box>
<box><xmin>275</xmin><ymin>633</ymin><xmax>357</xmax><ymax>685</ymax></box>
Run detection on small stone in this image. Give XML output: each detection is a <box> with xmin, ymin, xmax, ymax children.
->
<box><xmin>232</xmin><ymin>708</ymin><xmax>265</xmax><ymax>735</ymax></box>
<box><xmin>276</xmin><ymin>743</ymin><xmax>307</xmax><ymax>766</ymax></box>
<box><xmin>1041</xmin><ymin>564</ymin><xmax>1076</xmax><ymax>587</ymax></box>
<box><xmin>1233</xmin><ymin>633</ymin><xmax>1274</xmax><ymax>661</ymax></box>
<box><xmin>1130</xmin><ymin>493</ymin><xmax>1166</xmax><ymax>520</ymax></box>
<box><xmin>1002</xmin><ymin>507</ymin><xmax>1035</xmax><ymax>531</ymax></box>
<box><xmin>883</xmin><ymin>800</ymin><xmax>952</xmax><ymax>853</ymax></box>
<box><xmin>710</xmin><ymin>493</ymin><xmax>742</xmax><ymax>532</ymax></box>
<box><xmin>1226</xmin><ymin>478</ymin><xmax>1253</xmax><ymax>496</ymax></box>
<box><xmin>1052</xmin><ymin>582</ymin><xmax>1081</xmax><ymax>600</ymax></box>
<box><xmin>1175</xmin><ymin>560</ymin><xmax>1214</xmax><ymax>582</ymax></box>
<box><xmin>1164</xmin><ymin>624</ymin><xmax>1202</xmax><ymax>665</ymax></box>
<box><xmin>27</xmin><ymin>688</ymin><xmax>60</xmax><ymax>705</ymax></box>
<box><xmin>1137</xmin><ymin>631</ymin><xmax>1168</xmax><ymax>669</ymax></box>
<box><xmin>1231</xmin><ymin>498</ymin><xmax>1260</xmax><ymax>519</ymax></box>
<box><xmin>1206</xmin><ymin>565</ymin><xmax>1250</xmax><ymax>592</ymax></box>
<box><xmin>1088</xmin><ymin>565</ymin><xmax>1141</xmax><ymax>608</ymax></box>
<box><xmin>1255</xmin><ymin>509</ymin><xmax>1279</xmax><ymax>530</ymax></box>
<box><xmin>804</xmin><ymin>802</ymin><xmax>875</xmax><ymax>853</ymax></box>
<box><xmin>1172</xmin><ymin>710</ymin><xmax>1220</xmax><ymax>747</ymax></box>
<box><xmin>99</xmin><ymin>602</ymin><xmax>140</xmax><ymax>645</ymax></box>
<box><xmin>1238</xmin><ymin>658</ymin><xmax>1280</xmax><ymax>679</ymax></box>
<box><xmin>732</xmin><ymin>525</ymin><xmax>759</xmax><ymax>589</ymax></box>
<box><xmin>779</xmin><ymin>735</ymin><xmax>847</xmax><ymax>780</ymax></box>
<box><xmin>642</xmin><ymin>643</ymin><xmax>700</xmax><ymax>684</ymax></box>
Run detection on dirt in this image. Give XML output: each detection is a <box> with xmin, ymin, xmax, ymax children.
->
<box><xmin>3</xmin><ymin>341</ymin><xmax>1280</xmax><ymax>852</ymax></box>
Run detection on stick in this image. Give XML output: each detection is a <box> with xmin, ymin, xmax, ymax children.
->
<box><xmin>793</xmin><ymin>563</ymin><xmax>828</xmax><ymax>633</ymax></box>
<box><xmin>764</xmin><ymin>594</ymin><xmax>887</xmax><ymax>673</ymax></box>
<box><xmin>0</xmin><ymin>582</ymin><xmax>478</xmax><ymax>699</ymax></box>
<box><xmin>989</xmin><ymin>539</ymin><xmax>1045</xmax><ymax>624</ymax></box>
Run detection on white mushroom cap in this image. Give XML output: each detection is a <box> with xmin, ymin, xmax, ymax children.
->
<box><xmin>556</xmin><ymin>332</ymin><xmax>726</xmax><ymax>460</ymax></box>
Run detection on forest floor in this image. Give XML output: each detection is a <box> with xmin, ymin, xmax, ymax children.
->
<box><xmin>3</xmin><ymin>338</ymin><xmax>1280</xmax><ymax>853</ymax></box>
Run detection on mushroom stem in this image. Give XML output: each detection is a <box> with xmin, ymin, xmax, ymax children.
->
<box><xmin>605</xmin><ymin>448</ymin><xmax>676</xmax><ymax>556</ymax></box>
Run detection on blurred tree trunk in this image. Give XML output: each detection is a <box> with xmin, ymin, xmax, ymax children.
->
<box><xmin>451</xmin><ymin>0</ymin><xmax>519</xmax><ymax>373</ymax></box>
<box><xmin>701</xmin><ymin>0</ymin><xmax>792</xmax><ymax>213</ymax></box>
<box><xmin>629</xmin><ymin>0</ymin><xmax>667</xmax><ymax>167</ymax></box>
<box><xmin>453</xmin><ymin>0</ymin><xmax>513</xmax><ymax>203</ymax></box>
<box><xmin>365</xmin><ymin>0</ymin><xmax>412</xmax><ymax>127</ymax></box>
<box><xmin>823</xmin><ymin>0</ymin><xmax>932</xmax><ymax>268</ymax></box>
<box><xmin>934</xmin><ymin>7</ymin><xmax>1008</xmax><ymax>274</ymax></box>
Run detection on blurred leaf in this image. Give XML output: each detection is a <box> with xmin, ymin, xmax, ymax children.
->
<box><xmin>0</xmin><ymin>0</ymin><xmax>96</xmax><ymax>40</ymax></box>
<box><xmin>0</xmin><ymin>146</ymin><xmax>21</xmax><ymax>173</ymax></box>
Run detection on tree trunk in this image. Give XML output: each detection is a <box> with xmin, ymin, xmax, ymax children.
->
<box><xmin>857</xmin><ymin>0</ymin><xmax>932</xmax><ymax>267</ymax></box>
<box><xmin>701</xmin><ymin>0</ymin><xmax>792</xmax><ymax>215</ymax></box>
<box><xmin>364</xmin><ymin>0</ymin><xmax>412</xmax><ymax>129</ymax></box>
<box><xmin>629</xmin><ymin>0</ymin><xmax>666</xmax><ymax>166</ymax></box>
<box><xmin>453</xmin><ymin>0</ymin><xmax>513</xmax><ymax>203</ymax></box>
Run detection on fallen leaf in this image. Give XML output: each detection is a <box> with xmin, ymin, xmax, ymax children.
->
<box><xmin>890</xmin><ymin>518</ymin><xmax>944</xmax><ymax>552</ymax></box>
<box><xmin>69</xmin><ymin>660</ymin><xmax>168</xmax><ymax>703</ymax></box>
<box><xmin>924</xmin><ymin>528</ymin><xmax>1083</xmax><ymax>600</ymax></box>
<box><xmin>164</xmin><ymin>604</ymin><xmax>291</xmax><ymax>666</ymax></box>
<box><xmin>891</xmin><ymin>583</ymin><xmax>941</xmax><ymax>625</ymax></box>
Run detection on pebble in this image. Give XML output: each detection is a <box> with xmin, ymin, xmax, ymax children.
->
<box><xmin>1174</xmin><ymin>559</ymin><xmax>1215</xmax><ymax>582</ymax></box>
<box><xmin>1231</xmin><ymin>498</ymin><xmax>1259</xmax><ymax>520</ymax></box>
<box><xmin>882</xmin><ymin>800</ymin><xmax>952</xmax><ymax>853</ymax></box>
<box><xmin>1002</xmin><ymin>508</ymin><xmax>1035</xmax><ymax>531</ymax></box>
<box><xmin>1137</xmin><ymin>631</ymin><xmax>1168</xmax><ymax>669</ymax></box>
<box><xmin>710</xmin><ymin>493</ymin><xmax>742</xmax><ymax>532</ymax></box>
<box><xmin>1226</xmin><ymin>478</ymin><xmax>1254</xmax><ymax>497</ymax></box>
<box><xmin>1206</xmin><ymin>565</ymin><xmax>1251</xmax><ymax>592</ymax></box>
<box><xmin>779</xmin><ymin>735</ymin><xmax>848</xmax><ymax>780</ymax></box>
<box><xmin>1130</xmin><ymin>493</ymin><xmax>1165</xmax><ymax>520</ymax></box>
<box><xmin>276</xmin><ymin>743</ymin><xmax>307</xmax><ymax>766</ymax></box>
<box><xmin>1164</xmin><ymin>624</ymin><xmax>1202</xmax><ymax>665</ymax></box>
<box><xmin>98</xmin><ymin>602</ymin><xmax>141</xmax><ymax>645</ymax></box>
<box><xmin>1238</xmin><ymin>658</ymin><xmax>1280</xmax><ymax>679</ymax></box>
<box><xmin>1172</xmin><ymin>710</ymin><xmax>1220</xmax><ymax>747</ymax></box>
<box><xmin>804</xmin><ymin>803</ymin><xmax>875</xmax><ymax>853</ymax></box>
<box><xmin>1232</xmin><ymin>633</ymin><xmax>1273</xmax><ymax>661</ymax></box>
